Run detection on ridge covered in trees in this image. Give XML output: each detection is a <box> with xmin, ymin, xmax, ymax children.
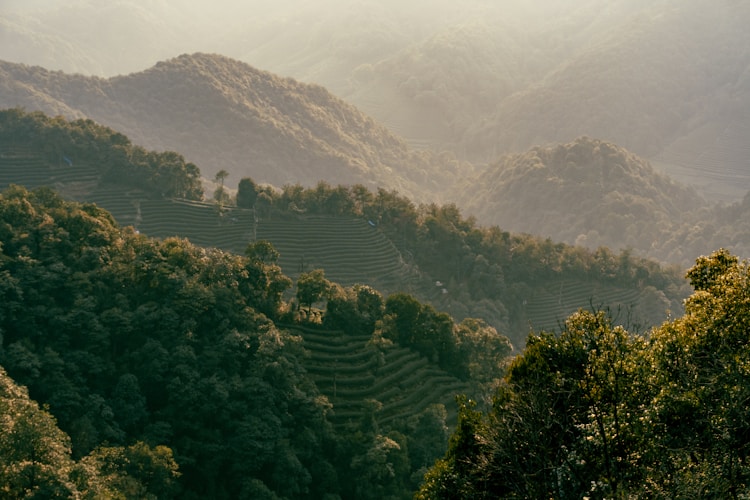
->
<box><xmin>419</xmin><ymin>249</ymin><xmax>750</xmax><ymax>498</ymax></box>
<box><xmin>0</xmin><ymin>108</ymin><xmax>203</xmax><ymax>200</ymax></box>
<box><xmin>235</xmin><ymin>176</ymin><xmax>687</xmax><ymax>347</ymax></box>
<box><xmin>0</xmin><ymin>185</ymin><xmax>516</xmax><ymax>497</ymax></box>
<box><xmin>461</xmin><ymin>137</ymin><xmax>750</xmax><ymax>266</ymax></box>
<box><xmin>0</xmin><ymin>109</ymin><xmax>688</xmax><ymax>350</ymax></box>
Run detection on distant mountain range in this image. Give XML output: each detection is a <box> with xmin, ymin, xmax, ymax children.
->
<box><xmin>3</xmin><ymin>0</ymin><xmax>748</xmax><ymax>201</ymax></box>
<box><xmin>459</xmin><ymin>137</ymin><xmax>747</xmax><ymax>265</ymax></box>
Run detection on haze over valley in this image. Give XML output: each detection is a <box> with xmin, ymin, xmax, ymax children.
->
<box><xmin>3</xmin><ymin>0</ymin><xmax>749</xmax><ymax>203</ymax></box>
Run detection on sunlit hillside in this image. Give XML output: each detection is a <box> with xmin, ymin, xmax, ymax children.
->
<box><xmin>0</xmin><ymin>54</ymin><xmax>467</xmax><ymax>203</ymax></box>
<box><xmin>460</xmin><ymin>137</ymin><xmax>750</xmax><ymax>265</ymax></box>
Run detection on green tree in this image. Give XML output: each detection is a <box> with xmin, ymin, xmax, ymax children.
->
<box><xmin>236</xmin><ymin>177</ymin><xmax>259</xmax><ymax>208</ymax></box>
<box><xmin>454</xmin><ymin>317</ymin><xmax>512</xmax><ymax>385</ymax></box>
<box><xmin>213</xmin><ymin>169</ymin><xmax>231</xmax><ymax>207</ymax></box>
<box><xmin>419</xmin><ymin>310</ymin><xmax>651</xmax><ymax>498</ymax></box>
<box><xmin>646</xmin><ymin>249</ymin><xmax>750</xmax><ymax>497</ymax></box>
<box><xmin>0</xmin><ymin>366</ymin><xmax>78</xmax><ymax>498</ymax></box>
<box><xmin>296</xmin><ymin>268</ymin><xmax>331</xmax><ymax>315</ymax></box>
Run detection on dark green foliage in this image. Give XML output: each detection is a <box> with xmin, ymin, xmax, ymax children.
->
<box><xmin>296</xmin><ymin>268</ymin><xmax>332</xmax><ymax>315</ymax></box>
<box><xmin>0</xmin><ymin>366</ymin><xmax>180</xmax><ymax>498</ymax></box>
<box><xmin>255</xmin><ymin>178</ymin><xmax>685</xmax><ymax>347</ymax></box>
<box><xmin>420</xmin><ymin>250</ymin><xmax>750</xmax><ymax>498</ymax></box>
<box><xmin>236</xmin><ymin>177</ymin><xmax>259</xmax><ymax>208</ymax></box>
<box><xmin>325</xmin><ymin>283</ymin><xmax>385</xmax><ymax>332</ymax></box>
<box><xmin>0</xmin><ymin>108</ymin><xmax>203</xmax><ymax>200</ymax></box>
<box><xmin>1</xmin><ymin>185</ymin><xmax>496</xmax><ymax>498</ymax></box>
<box><xmin>0</xmin><ymin>186</ymin><xmax>336</xmax><ymax>498</ymax></box>
<box><xmin>381</xmin><ymin>293</ymin><xmax>456</xmax><ymax>369</ymax></box>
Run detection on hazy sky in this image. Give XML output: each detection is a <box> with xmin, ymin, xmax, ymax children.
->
<box><xmin>0</xmin><ymin>0</ymin><xmax>611</xmax><ymax>77</ymax></box>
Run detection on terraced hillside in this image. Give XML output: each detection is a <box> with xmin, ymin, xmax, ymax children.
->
<box><xmin>0</xmin><ymin>146</ymin><xmax>680</xmax><ymax>343</ymax></box>
<box><xmin>0</xmin><ymin>148</ymin><xmax>99</xmax><ymax>194</ymax></box>
<box><xmin>521</xmin><ymin>279</ymin><xmax>671</xmax><ymax>334</ymax></box>
<box><xmin>90</xmin><ymin>193</ymin><xmax>420</xmax><ymax>291</ymax></box>
<box><xmin>255</xmin><ymin>212</ymin><xmax>419</xmax><ymax>288</ymax></box>
<box><xmin>288</xmin><ymin>325</ymin><xmax>469</xmax><ymax>427</ymax></box>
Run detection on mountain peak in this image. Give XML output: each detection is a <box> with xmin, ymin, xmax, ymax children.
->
<box><xmin>0</xmin><ymin>55</ymin><xmax>462</xmax><ymax>201</ymax></box>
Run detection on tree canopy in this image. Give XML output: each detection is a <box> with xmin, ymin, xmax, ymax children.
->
<box><xmin>419</xmin><ymin>249</ymin><xmax>750</xmax><ymax>498</ymax></box>
<box><xmin>0</xmin><ymin>108</ymin><xmax>203</xmax><ymax>200</ymax></box>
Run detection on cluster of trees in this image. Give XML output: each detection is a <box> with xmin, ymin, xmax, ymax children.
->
<box><xmin>0</xmin><ymin>108</ymin><xmax>203</xmax><ymax>200</ymax></box>
<box><xmin>238</xmin><ymin>177</ymin><xmax>683</xmax><ymax>290</ymax></box>
<box><xmin>0</xmin><ymin>185</ymin><xmax>517</xmax><ymax>497</ymax></box>
<box><xmin>293</xmin><ymin>269</ymin><xmax>512</xmax><ymax>388</ymax></box>
<box><xmin>0</xmin><ymin>365</ymin><xmax>179</xmax><ymax>499</ymax></box>
<box><xmin>237</xmin><ymin>176</ymin><xmax>686</xmax><ymax>345</ymax></box>
<box><xmin>0</xmin><ymin>186</ymin><xmax>336</xmax><ymax>497</ymax></box>
<box><xmin>419</xmin><ymin>249</ymin><xmax>750</xmax><ymax>498</ymax></box>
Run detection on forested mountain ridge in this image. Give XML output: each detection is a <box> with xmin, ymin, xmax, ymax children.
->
<box><xmin>3</xmin><ymin>55</ymin><xmax>749</xmax><ymax>268</ymax></box>
<box><xmin>0</xmin><ymin>109</ymin><xmax>689</xmax><ymax>350</ymax></box>
<box><xmin>0</xmin><ymin>110</ymin><xmax>692</xmax><ymax>496</ymax></box>
<box><xmin>462</xmin><ymin>137</ymin><xmax>750</xmax><ymax>266</ymax></box>
<box><xmin>0</xmin><ymin>185</ymin><xmax>485</xmax><ymax>497</ymax></box>
<box><xmin>0</xmin><ymin>53</ymin><xmax>467</xmax><ymax>202</ymax></box>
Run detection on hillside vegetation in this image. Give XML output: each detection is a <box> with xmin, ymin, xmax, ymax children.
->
<box><xmin>0</xmin><ymin>185</ymin><xmax>505</xmax><ymax>498</ymax></box>
<box><xmin>2</xmin><ymin>54</ymin><xmax>749</xmax><ymax>267</ymax></box>
<box><xmin>3</xmin><ymin>1</ymin><xmax>749</xmax><ymax>201</ymax></box>
<box><xmin>0</xmin><ymin>109</ymin><xmax>689</xmax><ymax>349</ymax></box>
<box><xmin>462</xmin><ymin>137</ymin><xmax>750</xmax><ymax>266</ymax></box>
<box><xmin>419</xmin><ymin>250</ymin><xmax>750</xmax><ymax>498</ymax></box>
<box><xmin>0</xmin><ymin>54</ymin><xmax>467</xmax><ymax>202</ymax></box>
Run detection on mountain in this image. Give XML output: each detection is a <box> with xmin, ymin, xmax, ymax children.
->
<box><xmin>3</xmin><ymin>1</ymin><xmax>749</xmax><ymax>201</ymax></box>
<box><xmin>459</xmin><ymin>137</ymin><xmax>750</xmax><ymax>265</ymax></box>
<box><xmin>0</xmin><ymin>53</ymin><xmax>466</xmax><ymax>202</ymax></box>
<box><xmin>460</xmin><ymin>1</ymin><xmax>750</xmax><ymax>202</ymax></box>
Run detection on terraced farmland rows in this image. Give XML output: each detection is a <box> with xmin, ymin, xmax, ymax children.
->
<box><xmin>524</xmin><ymin>279</ymin><xmax>647</xmax><ymax>332</ymax></box>
<box><xmin>0</xmin><ymin>149</ymin><xmax>102</xmax><ymax>197</ymax></box>
<box><xmin>256</xmin><ymin>213</ymin><xmax>416</xmax><ymax>288</ymax></box>
<box><xmin>91</xmin><ymin>199</ymin><xmax>417</xmax><ymax>293</ymax></box>
<box><xmin>0</xmin><ymin>150</ymin><xmax>53</xmax><ymax>189</ymax></box>
<box><xmin>291</xmin><ymin>325</ymin><xmax>468</xmax><ymax>427</ymax></box>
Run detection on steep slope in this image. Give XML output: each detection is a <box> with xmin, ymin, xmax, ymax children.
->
<box><xmin>0</xmin><ymin>54</ymin><xmax>465</xmax><ymax>201</ymax></box>
<box><xmin>459</xmin><ymin>137</ymin><xmax>726</xmax><ymax>264</ymax></box>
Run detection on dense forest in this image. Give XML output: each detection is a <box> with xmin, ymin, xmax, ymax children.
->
<box><xmin>2</xmin><ymin>3</ymin><xmax>748</xmax><ymax>496</ymax></box>
<box><xmin>418</xmin><ymin>249</ymin><xmax>750</xmax><ymax>499</ymax></box>
<box><xmin>4</xmin><ymin>185</ymin><xmax>750</xmax><ymax>497</ymax></box>
<box><xmin>0</xmin><ymin>109</ymin><xmax>704</xmax><ymax>497</ymax></box>
<box><xmin>0</xmin><ymin>108</ymin><xmax>203</xmax><ymax>200</ymax></box>
<box><xmin>0</xmin><ymin>185</ymin><xmax>485</xmax><ymax>497</ymax></box>
<box><xmin>0</xmin><ymin>109</ymin><xmax>688</xmax><ymax>350</ymax></box>
<box><xmin>236</xmin><ymin>176</ymin><xmax>687</xmax><ymax>341</ymax></box>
